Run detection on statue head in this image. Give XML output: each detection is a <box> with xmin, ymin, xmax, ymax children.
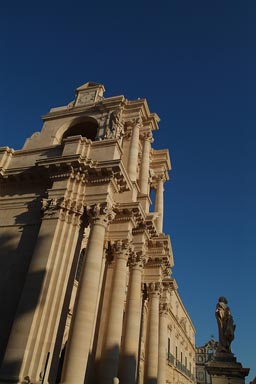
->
<box><xmin>218</xmin><ymin>296</ymin><xmax>228</xmax><ymax>304</ymax></box>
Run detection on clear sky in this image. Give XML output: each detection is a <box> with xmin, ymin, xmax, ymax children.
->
<box><xmin>1</xmin><ymin>1</ymin><xmax>255</xmax><ymax>382</ymax></box>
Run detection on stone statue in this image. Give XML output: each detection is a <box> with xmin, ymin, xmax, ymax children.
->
<box><xmin>215</xmin><ymin>296</ymin><xmax>236</xmax><ymax>353</ymax></box>
<box><xmin>104</xmin><ymin>109</ymin><xmax>124</xmax><ymax>139</ymax></box>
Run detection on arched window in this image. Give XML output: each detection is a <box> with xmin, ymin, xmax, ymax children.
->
<box><xmin>62</xmin><ymin>117</ymin><xmax>99</xmax><ymax>141</ymax></box>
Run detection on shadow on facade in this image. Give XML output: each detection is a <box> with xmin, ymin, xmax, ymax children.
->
<box><xmin>118</xmin><ymin>354</ymin><xmax>137</xmax><ymax>383</ymax></box>
<box><xmin>49</xmin><ymin>224</ymin><xmax>85</xmax><ymax>384</ymax></box>
<box><xmin>147</xmin><ymin>379</ymin><xmax>157</xmax><ymax>384</ymax></box>
<box><xmin>0</xmin><ymin>201</ymin><xmax>46</xmax><ymax>378</ymax></box>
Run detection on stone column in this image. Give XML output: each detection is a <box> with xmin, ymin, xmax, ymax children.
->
<box><xmin>144</xmin><ymin>282</ymin><xmax>161</xmax><ymax>383</ymax></box>
<box><xmin>119</xmin><ymin>253</ymin><xmax>145</xmax><ymax>384</ymax></box>
<box><xmin>99</xmin><ymin>240</ymin><xmax>130</xmax><ymax>384</ymax></box>
<box><xmin>157</xmin><ymin>303</ymin><xmax>169</xmax><ymax>384</ymax></box>
<box><xmin>127</xmin><ymin>117</ymin><xmax>142</xmax><ymax>182</ymax></box>
<box><xmin>61</xmin><ymin>203</ymin><xmax>114</xmax><ymax>384</ymax></box>
<box><xmin>154</xmin><ymin>175</ymin><xmax>164</xmax><ymax>233</ymax></box>
<box><xmin>139</xmin><ymin>132</ymin><xmax>153</xmax><ymax>194</ymax></box>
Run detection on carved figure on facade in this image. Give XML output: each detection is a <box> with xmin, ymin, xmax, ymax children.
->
<box><xmin>104</xmin><ymin>109</ymin><xmax>124</xmax><ymax>140</ymax></box>
<box><xmin>215</xmin><ymin>296</ymin><xmax>236</xmax><ymax>353</ymax></box>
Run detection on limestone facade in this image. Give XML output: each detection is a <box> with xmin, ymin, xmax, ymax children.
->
<box><xmin>0</xmin><ymin>82</ymin><xmax>196</xmax><ymax>384</ymax></box>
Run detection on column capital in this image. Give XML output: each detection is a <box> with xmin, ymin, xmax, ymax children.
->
<box><xmin>128</xmin><ymin>252</ymin><xmax>146</xmax><ymax>270</ymax></box>
<box><xmin>41</xmin><ymin>197</ymin><xmax>85</xmax><ymax>223</ymax></box>
<box><xmin>61</xmin><ymin>197</ymin><xmax>84</xmax><ymax>215</ymax></box>
<box><xmin>133</xmin><ymin>115</ymin><xmax>143</xmax><ymax>129</ymax></box>
<box><xmin>125</xmin><ymin>114</ymin><xmax>143</xmax><ymax>132</ymax></box>
<box><xmin>151</xmin><ymin>173</ymin><xmax>166</xmax><ymax>189</ymax></box>
<box><xmin>147</xmin><ymin>281</ymin><xmax>162</xmax><ymax>297</ymax></box>
<box><xmin>141</xmin><ymin>131</ymin><xmax>154</xmax><ymax>143</ymax></box>
<box><xmin>109</xmin><ymin>239</ymin><xmax>131</xmax><ymax>261</ymax></box>
<box><xmin>86</xmin><ymin>202</ymin><xmax>115</xmax><ymax>227</ymax></box>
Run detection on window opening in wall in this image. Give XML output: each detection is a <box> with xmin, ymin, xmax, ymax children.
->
<box><xmin>62</xmin><ymin>118</ymin><xmax>99</xmax><ymax>141</ymax></box>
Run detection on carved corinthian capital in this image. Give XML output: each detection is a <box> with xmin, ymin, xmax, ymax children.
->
<box><xmin>86</xmin><ymin>202</ymin><xmax>115</xmax><ymax>227</ymax></box>
<box><xmin>142</xmin><ymin>131</ymin><xmax>154</xmax><ymax>143</ymax></box>
<box><xmin>128</xmin><ymin>252</ymin><xmax>146</xmax><ymax>270</ymax></box>
<box><xmin>110</xmin><ymin>239</ymin><xmax>131</xmax><ymax>261</ymax></box>
<box><xmin>147</xmin><ymin>281</ymin><xmax>162</xmax><ymax>296</ymax></box>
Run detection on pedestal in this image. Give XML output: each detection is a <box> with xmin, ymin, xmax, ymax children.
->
<box><xmin>206</xmin><ymin>352</ymin><xmax>250</xmax><ymax>384</ymax></box>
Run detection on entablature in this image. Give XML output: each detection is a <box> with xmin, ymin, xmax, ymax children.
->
<box><xmin>150</xmin><ymin>148</ymin><xmax>171</xmax><ymax>183</ymax></box>
<box><xmin>147</xmin><ymin>234</ymin><xmax>174</xmax><ymax>268</ymax></box>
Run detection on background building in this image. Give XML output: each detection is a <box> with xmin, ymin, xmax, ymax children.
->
<box><xmin>0</xmin><ymin>83</ymin><xmax>195</xmax><ymax>384</ymax></box>
<box><xmin>196</xmin><ymin>339</ymin><xmax>217</xmax><ymax>384</ymax></box>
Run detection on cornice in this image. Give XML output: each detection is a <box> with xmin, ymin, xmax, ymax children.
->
<box><xmin>43</xmin><ymin>96</ymin><xmax>126</xmax><ymax>121</ymax></box>
<box><xmin>113</xmin><ymin>201</ymin><xmax>146</xmax><ymax>227</ymax></box>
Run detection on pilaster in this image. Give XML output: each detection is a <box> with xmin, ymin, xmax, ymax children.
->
<box><xmin>0</xmin><ymin>173</ymin><xmax>84</xmax><ymax>384</ymax></box>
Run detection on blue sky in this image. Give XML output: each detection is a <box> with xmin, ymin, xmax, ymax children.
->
<box><xmin>1</xmin><ymin>1</ymin><xmax>255</xmax><ymax>381</ymax></box>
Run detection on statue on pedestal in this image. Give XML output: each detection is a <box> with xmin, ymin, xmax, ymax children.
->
<box><xmin>215</xmin><ymin>296</ymin><xmax>236</xmax><ymax>353</ymax></box>
<box><xmin>206</xmin><ymin>297</ymin><xmax>249</xmax><ymax>384</ymax></box>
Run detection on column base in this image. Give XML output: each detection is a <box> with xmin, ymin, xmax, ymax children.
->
<box><xmin>206</xmin><ymin>352</ymin><xmax>250</xmax><ymax>384</ymax></box>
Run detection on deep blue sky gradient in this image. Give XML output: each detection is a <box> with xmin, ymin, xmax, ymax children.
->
<box><xmin>1</xmin><ymin>1</ymin><xmax>255</xmax><ymax>381</ymax></box>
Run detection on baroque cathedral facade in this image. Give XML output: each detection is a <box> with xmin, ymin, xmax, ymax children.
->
<box><xmin>0</xmin><ymin>82</ymin><xmax>195</xmax><ymax>384</ymax></box>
